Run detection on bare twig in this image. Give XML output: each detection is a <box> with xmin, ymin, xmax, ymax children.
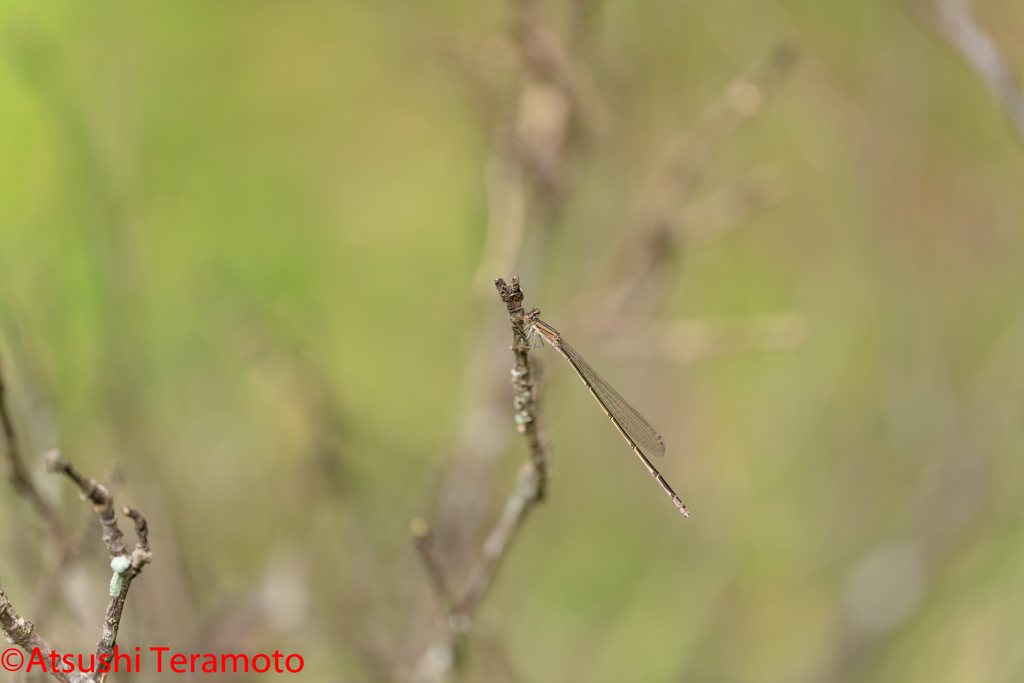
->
<box><xmin>0</xmin><ymin>356</ymin><xmax>82</xmax><ymax>634</ymax></box>
<box><xmin>45</xmin><ymin>451</ymin><xmax>126</xmax><ymax>558</ymax></box>
<box><xmin>410</xmin><ymin>518</ymin><xmax>457</xmax><ymax>625</ymax></box>
<box><xmin>0</xmin><ymin>581</ymin><xmax>90</xmax><ymax>683</ymax></box>
<box><xmin>930</xmin><ymin>0</ymin><xmax>1024</xmax><ymax>142</ymax></box>
<box><xmin>122</xmin><ymin>506</ymin><xmax>149</xmax><ymax>557</ymax></box>
<box><xmin>0</xmin><ymin>452</ymin><xmax>149</xmax><ymax>683</ymax></box>
<box><xmin>426</xmin><ymin>0</ymin><xmax>588</xmax><ymax>593</ymax></box>
<box><xmin>455</xmin><ymin>279</ymin><xmax>548</xmax><ymax>617</ymax></box>
<box><xmin>415</xmin><ymin>0</ymin><xmax>586</xmax><ymax>644</ymax></box>
<box><xmin>0</xmin><ymin>351</ymin><xmax>69</xmax><ymax>549</ymax></box>
<box><xmin>446</xmin><ymin>277</ymin><xmax>548</xmax><ymax>625</ymax></box>
<box><xmin>410</xmin><ymin>277</ymin><xmax>549</xmax><ymax>682</ymax></box>
<box><xmin>0</xmin><ymin>351</ymin><xmax>81</xmax><ymax>629</ymax></box>
<box><xmin>45</xmin><ymin>451</ymin><xmax>152</xmax><ymax>667</ymax></box>
<box><xmin>457</xmin><ymin>461</ymin><xmax>539</xmax><ymax>619</ymax></box>
<box><xmin>492</xmin><ymin>276</ymin><xmax>548</xmax><ymax>499</ymax></box>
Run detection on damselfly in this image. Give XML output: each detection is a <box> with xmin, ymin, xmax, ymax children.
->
<box><xmin>522</xmin><ymin>308</ymin><xmax>689</xmax><ymax>517</ymax></box>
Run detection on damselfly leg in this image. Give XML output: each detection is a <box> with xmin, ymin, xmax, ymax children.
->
<box><xmin>514</xmin><ymin>321</ymin><xmax>544</xmax><ymax>350</ymax></box>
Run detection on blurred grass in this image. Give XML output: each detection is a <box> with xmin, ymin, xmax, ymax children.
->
<box><xmin>2</xmin><ymin>0</ymin><xmax>1024</xmax><ymax>682</ymax></box>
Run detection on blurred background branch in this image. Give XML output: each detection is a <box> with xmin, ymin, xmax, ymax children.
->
<box><xmin>407</xmin><ymin>0</ymin><xmax>799</xmax><ymax>674</ymax></box>
<box><xmin>572</xmin><ymin>44</ymin><xmax>798</xmax><ymax>342</ymax></box>
<box><xmin>0</xmin><ymin>352</ymin><xmax>68</xmax><ymax>552</ymax></box>
<box><xmin>921</xmin><ymin>0</ymin><xmax>1024</xmax><ymax>143</ymax></box>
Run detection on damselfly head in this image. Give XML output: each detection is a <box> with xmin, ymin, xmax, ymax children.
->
<box><xmin>523</xmin><ymin>308</ymin><xmax>541</xmax><ymax>324</ymax></box>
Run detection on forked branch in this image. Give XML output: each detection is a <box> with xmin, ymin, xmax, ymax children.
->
<box><xmin>410</xmin><ymin>277</ymin><xmax>549</xmax><ymax>681</ymax></box>
<box><xmin>0</xmin><ymin>444</ymin><xmax>151</xmax><ymax>683</ymax></box>
<box><xmin>45</xmin><ymin>451</ymin><xmax>152</xmax><ymax>662</ymax></box>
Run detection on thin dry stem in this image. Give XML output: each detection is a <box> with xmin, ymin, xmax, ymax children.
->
<box><xmin>415</xmin><ymin>278</ymin><xmax>548</xmax><ymax>624</ymax></box>
<box><xmin>932</xmin><ymin>0</ymin><xmax>1024</xmax><ymax>143</ymax></box>
<box><xmin>575</xmin><ymin>44</ymin><xmax>799</xmax><ymax>339</ymax></box>
<box><xmin>45</xmin><ymin>451</ymin><xmax>127</xmax><ymax>558</ymax></box>
<box><xmin>0</xmin><ymin>352</ymin><xmax>69</xmax><ymax>549</ymax></box>
<box><xmin>493</xmin><ymin>276</ymin><xmax>548</xmax><ymax>498</ymax></box>
<box><xmin>410</xmin><ymin>277</ymin><xmax>549</xmax><ymax>683</ymax></box>
<box><xmin>0</xmin><ymin>580</ymin><xmax>91</xmax><ymax>683</ymax></box>
<box><xmin>0</xmin><ymin>352</ymin><xmax>81</xmax><ymax>630</ymax></box>
<box><xmin>45</xmin><ymin>451</ymin><xmax>152</xmax><ymax>668</ymax></box>
<box><xmin>410</xmin><ymin>518</ymin><xmax>458</xmax><ymax>624</ymax></box>
<box><xmin>0</xmin><ymin>452</ymin><xmax>150</xmax><ymax>683</ymax></box>
<box><xmin>457</xmin><ymin>461</ymin><xmax>539</xmax><ymax>619</ymax></box>
<box><xmin>425</xmin><ymin>0</ymin><xmax>586</xmax><ymax>589</ymax></box>
<box><xmin>455</xmin><ymin>277</ymin><xmax>548</xmax><ymax>617</ymax></box>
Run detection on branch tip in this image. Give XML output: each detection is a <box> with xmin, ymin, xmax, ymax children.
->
<box><xmin>410</xmin><ymin>517</ymin><xmax>431</xmax><ymax>538</ymax></box>
<box><xmin>44</xmin><ymin>449</ymin><xmax>62</xmax><ymax>473</ymax></box>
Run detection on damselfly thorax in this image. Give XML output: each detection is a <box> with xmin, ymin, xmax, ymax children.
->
<box><xmin>522</xmin><ymin>308</ymin><xmax>561</xmax><ymax>348</ymax></box>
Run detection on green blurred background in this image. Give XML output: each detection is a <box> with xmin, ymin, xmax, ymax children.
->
<box><xmin>2</xmin><ymin>1</ymin><xmax>1024</xmax><ymax>681</ymax></box>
